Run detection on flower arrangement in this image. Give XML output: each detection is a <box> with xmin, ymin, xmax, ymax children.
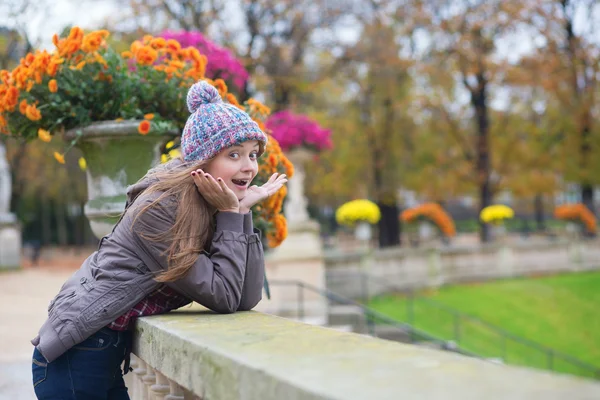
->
<box><xmin>400</xmin><ymin>203</ymin><xmax>456</xmax><ymax>237</ymax></box>
<box><xmin>0</xmin><ymin>27</ymin><xmax>293</xmax><ymax>248</ymax></box>
<box><xmin>480</xmin><ymin>205</ymin><xmax>514</xmax><ymax>225</ymax></box>
<box><xmin>554</xmin><ymin>203</ymin><xmax>596</xmax><ymax>234</ymax></box>
<box><xmin>158</xmin><ymin>30</ymin><xmax>249</xmax><ymax>93</ymax></box>
<box><xmin>265</xmin><ymin>110</ymin><xmax>332</xmax><ymax>152</ymax></box>
<box><xmin>335</xmin><ymin>199</ymin><xmax>381</xmax><ymax>227</ymax></box>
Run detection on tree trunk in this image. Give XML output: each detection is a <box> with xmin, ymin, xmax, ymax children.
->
<box><xmin>377</xmin><ymin>203</ymin><xmax>401</xmax><ymax>248</ymax></box>
<box><xmin>534</xmin><ymin>194</ymin><xmax>545</xmax><ymax>231</ymax></box>
<box><xmin>582</xmin><ymin>185</ymin><xmax>594</xmax><ymax>215</ymax></box>
<box><xmin>471</xmin><ymin>77</ymin><xmax>492</xmax><ymax>243</ymax></box>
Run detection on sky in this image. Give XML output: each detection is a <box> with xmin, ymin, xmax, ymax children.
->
<box><xmin>0</xmin><ymin>0</ymin><xmax>116</xmax><ymax>49</ymax></box>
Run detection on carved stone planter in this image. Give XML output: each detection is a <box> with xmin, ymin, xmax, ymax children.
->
<box><xmin>65</xmin><ymin>120</ymin><xmax>178</xmax><ymax>239</ymax></box>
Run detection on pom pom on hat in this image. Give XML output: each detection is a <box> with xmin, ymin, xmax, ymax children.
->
<box><xmin>187</xmin><ymin>80</ymin><xmax>222</xmax><ymax>113</ymax></box>
<box><xmin>181</xmin><ymin>80</ymin><xmax>268</xmax><ymax>163</ymax></box>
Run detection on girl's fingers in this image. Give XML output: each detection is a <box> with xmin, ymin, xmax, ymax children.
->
<box><xmin>266</xmin><ymin>173</ymin><xmax>278</xmax><ymax>184</ymax></box>
<box><xmin>216</xmin><ymin>177</ymin><xmax>231</xmax><ymax>193</ymax></box>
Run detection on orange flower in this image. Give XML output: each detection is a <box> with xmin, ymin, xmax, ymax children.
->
<box><xmin>93</xmin><ymin>52</ymin><xmax>108</xmax><ymax>68</ymax></box>
<box><xmin>143</xmin><ymin>113</ymin><xmax>154</xmax><ymax>120</ymax></box>
<box><xmin>166</xmin><ymin>39</ymin><xmax>181</xmax><ymax>52</ymax></box>
<box><xmin>400</xmin><ymin>203</ymin><xmax>456</xmax><ymax>237</ymax></box>
<box><xmin>81</xmin><ymin>30</ymin><xmax>109</xmax><ymax>53</ymax></box>
<box><xmin>135</xmin><ymin>47</ymin><xmax>158</xmax><ymax>66</ymax></box>
<box><xmin>138</xmin><ymin>120</ymin><xmax>151</xmax><ymax>135</ymax></box>
<box><xmin>554</xmin><ymin>204</ymin><xmax>596</xmax><ymax>233</ymax></box>
<box><xmin>225</xmin><ymin>93</ymin><xmax>244</xmax><ymax>110</ymax></box>
<box><xmin>19</xmin><ymin>100</ymin><xmax>28</xmax><ymax>114</ymax></box>
<box><xmin>247</xmin><ymin>98</ymin><xmax>271</xmax><ymax>115</ymax></box>
<box><xmin>37</xmin><ymin>128</ymin><xmax>52</xmax><ymax>142</ymax></box>
<box><xmin>266</xmin><ymin>214</ymin><xmax>288</xmax><ymax>248</ymax></box>
<box><xmin>213</xmin><ymin>79</ymin><xmax>228</xmax><ymax>96</ymax></box>
<box><xmin>150</xmin><ymin>37</ymin><xmax>167</xmax><ymax>49</ymax></box>
<box><xmin>5</xmin><ymin>86</ymin><xmax>19</xmax><ymax>110</ymax></box>
<box><xmin>53</xmin><ymin>152</ymin><xmax>65</xmax><ymax>164</ymax></box>
<box><xmin>48</xmin><ymin>79</ymin><xmax>58</xmax><ymax>93</ymax></box>
<box><xmin>121</xmin><ymin>51</ymin><xmax>133</xmax><ymax>59</ymax></box>
<box><xmin>25</xmin><ymin>104</ymin><xmax>42</xmax><ymax>121</ymax></box>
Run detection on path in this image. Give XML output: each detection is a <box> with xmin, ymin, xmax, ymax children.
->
<box><xmin>0</xmin><ymin>255</ymin><xmax>83</xmax><ymax>399</ymax></box>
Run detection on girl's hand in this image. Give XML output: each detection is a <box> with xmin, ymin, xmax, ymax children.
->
<box><xmin>239</xmin><ymin>173</ymin><xmax>288</xmax><ymax>214</ymax></box>
<box><xmin>191</xmin><ymin>169</ymin><xmax>240</xmax><ymax>213</ymax></box>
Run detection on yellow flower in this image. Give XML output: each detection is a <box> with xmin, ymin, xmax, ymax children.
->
<box><xmin>53</xmin><ymin>152</ymin><xmax>65</xmax><ymax>164</ymax></box>
<box><xmin>167</xmin><ymin>149</ymin><xmax>181</xmax><ymax>159</ymax></box>
<box><xmin>161</xmin><ymin>154</ymin><xmax>168</xmax><ymax>164</ymax></box>
<box><xmin>37</xmin><ymin>128</ymin><xmax>52</xmax><ymax>142</ymax></box>
<box><xmin>143</xmin><ymin>113</ymin><xmax>154</xmax><ymax>120</ymax></box>
<box><xmin>336</xmin><ymin>200</ymin><xmax>381</xmax><ymax>227</ymax></box>
<box><xmin>480</xmin><ymin>205</ymin><xmax>514</xmax><ymax>224</ymax></box>
<box><xmin>78</xmin><ymin>157</ymin><xmax>87</xmax><ymax>171</ymax></box>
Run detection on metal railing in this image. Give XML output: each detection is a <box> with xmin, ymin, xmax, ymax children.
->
<box><xmin>328</xmin><ymin>271</ymin><xmax>600</xmax><ymax>379</ymax></box>
<box><xmin>269</xmin><ymin>279</ymin><xmax>481</xmax><ymax>359</ymax></box>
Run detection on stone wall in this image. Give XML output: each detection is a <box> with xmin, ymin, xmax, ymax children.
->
<box><xmin>326</xmin><ymin>239</ymin><xmax>600</xmax><ymax>299</ymax></box>
<box><xmin>126</xmin><ymin>310</ymin><xmax>600</xmax><ymax>399</ymax></box>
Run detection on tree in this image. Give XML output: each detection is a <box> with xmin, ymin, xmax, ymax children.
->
<box><xmin>415</xmin><ymin>0</ymin><xmax>537</xmax><ymax>241</ymax></box>
<box><xmin>526</xmin><ymin>0</ymin><xmax>600</xmax><ymax>214</ymax></box>
<box><xmin>304</xmin><ymin>16</ymin><xmax>416</xmax><ymax>248</ymax></box>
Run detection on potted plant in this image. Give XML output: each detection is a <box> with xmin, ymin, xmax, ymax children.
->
<box><xmin>0</xmin><ymin>27</ymin><xmax>292</xmax><ymax>247</ymax></box>
<box><xmin>335</xmin><ymin>199</ymin><xmax>381</xmax><ymax>243</ymax></box>
<box><xmin>554</xmin><ymin>203</ymin><xmax>596</xmax><ymax>237</ymax></box>
<box><xmin>401</xmin><ymin>203</ymin><xmax>456</xmax><ymax>244</ymax></box>
<box><xmin>480</xmin><ymin>204</ymin><xmax>514</xmax><ymax>240</ymax></box>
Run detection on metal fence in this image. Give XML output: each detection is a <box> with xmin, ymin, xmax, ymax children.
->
<box><xmin>331</xmin><ymin>271</ymin><xmax>600</xmax><ymax>379</ymax></box>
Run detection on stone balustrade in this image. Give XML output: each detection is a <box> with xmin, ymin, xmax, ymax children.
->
<box><xmin>326</xmin><ymin>239</ymin><xmax>600</xmax><ymax>298</ymax></box>
<box><xmin>124</xmin><ymin>309</ymin><xmax>600</xmax><ymax>400</ymax></box>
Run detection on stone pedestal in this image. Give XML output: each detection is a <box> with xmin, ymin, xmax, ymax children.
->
<box><xmin>254</xmin><ymin>148</ymin><xmax>326</xmax><ymax>321</ymax></box>
<box><xmin>0</xmin><ymin>219</ymin><xmax>21</xmax><ymax>270</ymax></box>
<box><xmin>0</xmin><ymin>143</ymin><xmax>21</xmax><ymax>270</ymax></box>
<box><xmin>256</xmin><ymin>220</ymin><xmax>326</xmax><ymax>320</ymax></box>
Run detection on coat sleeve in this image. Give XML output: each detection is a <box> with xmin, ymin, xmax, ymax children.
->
<box><xmin>131</xmin><ymin>197</ymin><xmax>250</xmax><ymax>314</ymax></box>
<box><xmin>237</xmin><ymin>212</ymin><xmax>265</xmax><ymax>311</ymax></box>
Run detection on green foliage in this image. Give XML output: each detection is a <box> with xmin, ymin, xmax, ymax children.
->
<box><xmin>369</xmin><ymin>271</ymin><xmax>600</xmax><ymax>378</ymax></box>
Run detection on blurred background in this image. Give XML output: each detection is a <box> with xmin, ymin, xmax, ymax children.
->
<box><xmin>2</xmin><ymin>0</ymin><xmax>600</xmax><ymax>252</ymax></box>
<box><xmin>1</xmin><ymin>0</ymin><xmax>599</xmax><ymax>398</ymax></box>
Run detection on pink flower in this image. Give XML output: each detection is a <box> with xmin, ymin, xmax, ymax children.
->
<box><xmin>158</xmin><ymin>30</ymin><xmax>249</xmax><ymax>91</ymax></box>
<box><xmin>266</xmin><ymin>110</ymin><xmax>332</xmax><ymax>152</ymax></box>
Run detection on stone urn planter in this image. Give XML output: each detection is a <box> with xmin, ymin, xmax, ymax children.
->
<box><xmin>354</xmin><ymin>221</ymin><xmax>372</xmax><ymax>242</ymax></box>
<box><xmin>65</xmin><ymin>120</ymin><xmax>178</xmax><ymax>239</ymax></box>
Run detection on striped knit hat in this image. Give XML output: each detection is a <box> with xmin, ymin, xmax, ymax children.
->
<box><xmin>181</xmin><ymin>81</ymin><xmax>267</xmax><ymax>163</ymax></box>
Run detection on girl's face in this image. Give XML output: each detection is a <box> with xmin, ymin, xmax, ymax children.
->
<box><xmin>203</xmin><ymin>140</ymin><xmax>260</xmax><ymax>200</ymax></box>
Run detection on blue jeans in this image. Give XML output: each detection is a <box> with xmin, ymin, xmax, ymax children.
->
<box><xmin>32</xmin><ymin>328</ymin><xmax>131</xmax><ymax>400</ymax></box>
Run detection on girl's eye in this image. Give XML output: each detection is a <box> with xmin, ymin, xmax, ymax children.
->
<box><xmin>250</xmin><ymin>152</ymin><xmax>258</xmax><ymax>160</ymax></box>
<box><xmin>229</xmin><ymin>152</ymin><xmax>240</xmax><ymax>159</ymax></box>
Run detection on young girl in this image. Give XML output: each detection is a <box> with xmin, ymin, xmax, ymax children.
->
<box><xmin>31</xmin><ymin>81</ymin><xmax>287</xmax><ymax>399</ymax></box>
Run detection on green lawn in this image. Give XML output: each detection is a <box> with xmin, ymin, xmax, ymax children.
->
<box><xmin>368</xmin><ymin>271</ymin><xmax>600</xmax><ymax>379</ymax></box>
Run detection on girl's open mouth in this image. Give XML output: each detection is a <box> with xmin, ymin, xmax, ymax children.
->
<box><xmin>231</xmin><ymin>179</ymin><xmax>248</xmax><ymax>189</ymax></box>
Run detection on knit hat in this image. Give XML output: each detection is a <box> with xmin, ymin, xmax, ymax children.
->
<box><xmin>181</xmin><ymin>81</ymin><xmax>267</xmax><ymax>163</ymax></box>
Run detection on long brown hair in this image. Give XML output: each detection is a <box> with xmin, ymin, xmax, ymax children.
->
<box><xmin>132</xmin><ymin>157</ymin><xmax>215</xmax><ymax>282</ymax></box>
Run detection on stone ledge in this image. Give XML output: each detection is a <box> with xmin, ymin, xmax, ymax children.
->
<box><xmin>133</xmin><ymin>310</ymin><xmax>600</xmax><ymax>400</ymax></box>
